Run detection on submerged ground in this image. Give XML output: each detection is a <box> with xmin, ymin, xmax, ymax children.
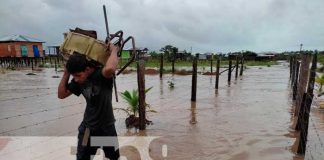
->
<box><xmin>0</xmin><ymin>62</ymin><xmax>323</xmax><ymax>160</ymax></box>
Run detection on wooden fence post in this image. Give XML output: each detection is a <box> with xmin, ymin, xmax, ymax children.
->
<box><xmin>297</xmin><ymin>52</ymin><xmax>317</xmax><ymax>154</ymax></box>
<box><xmin>32</xmin><ymin>58</ymin><xmax>34</xmax><ymax>70</ymax></box>
<box><xmin>240</xmin><ymin>57</ymin><xmax>244</xmax><ymax>76</ymax></box>
<box><xmin>228</xmin><ymin>59</ymin><xmax>232</xmax><ymax>83</ymax></box>
<box><xmin>289</xmin><ymin>56</ymin><xmax>293</xmax><ymax>78</ymax></box>
<box><xmin>54</xmin><ymin>57</ymin><xmax>57</xmax><ymax>72</ymax></box>
<box><xmin>210</xmin><ymin>58</ymin><xmax>213</xmax><ymax>73</ymax></box>
<box><xmin>191</xmin><ymin>57</ymin><xmax>197</xmax><ymax>101</ymax></box>
<box><xmin>55</xmin><ymin>47</ymin><xmax>60</xmax><ymax>64</ymax></box>
<box><xmin>49</xmin><ymin>56</ymin><xmax>52</xmax><ymax>65</ymax></box>
<box><xmin>294</xmin><ymin>54</ymin><xmax>311</xmax><ymax>121</ymax></box>
<box><xmin>235</xmin><ymin>56</ymin><xmax>239</xmax><ymax>79</ymax></box>
<box><xmin>35</xmin><ymin>58</ymin><xmax>38</xmax><ymax>67</ymax></box>
<box><xmin>291</xmin><ymin>56</ymin><xmax>296</xmax><ymax>86</ymax></box>
<box><xmin>137</xmin><ymin>53</ymin><xmax>146</xmax><ymax>130</ymax></box>
<box><xmin>172</xmin><ymin>56</ymin><xmax>175</xmax><ymax>74</ymax></box>
<box><xmin>292</xmin><ymin>61</ymin><xmax>300</xmax><ymax>100</ymax></box>
<box><xmin>160</xmin><ymin>54</ymin><xmax>163</xmax><ymax>79</ymax></box>
<box><xmin>291</xmin><ymin>56</ymin><xmax>296</xmax><ymax>88</ymax></box>
<box><xmin>215</xmin><ymin>58</ymin><xmax>220</xmax><ymax>89</ymax></box>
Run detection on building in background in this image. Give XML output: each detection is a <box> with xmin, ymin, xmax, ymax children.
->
<box><xmin>0</xmin><ymin>35</ymin><xmax>45</xmax><ymax>58</ymax></box>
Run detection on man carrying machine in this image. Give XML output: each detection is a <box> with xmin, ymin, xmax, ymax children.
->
<box><xmin>57</xmin><ymin>5</ymin><xmax>138</xmax><ymax>159</ymax></box>
<box><xmin>58</xmin><ymin>28</ymin><xmax>120</xmax><ymax>159</ymax></box>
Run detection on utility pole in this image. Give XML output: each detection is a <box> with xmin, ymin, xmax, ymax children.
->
<box><xmin>300</xmin><ymin>44</ymin><xmax>303</xmax><ymax>52</ymax></box>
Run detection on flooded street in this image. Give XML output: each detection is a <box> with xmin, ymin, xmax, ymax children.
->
<box><xmin>0</xmin><ymin>63</ymin><xmax>323</xmax><ymax>159</ymax></box>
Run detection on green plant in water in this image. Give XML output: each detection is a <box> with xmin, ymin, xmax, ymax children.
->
<box><xmin>116</xmin><ymin>86</ymin><xmax>155</xmax><ymax>117</ymax></box>
<box><xmin>167</xmin><ymin>81</ymin><xmax>175</xmax><ymax>88</ymax></box>
<box><xmin>315</xmin><ymin>75</ymin><xmax>324</xmax><ymax>92</ymax></box>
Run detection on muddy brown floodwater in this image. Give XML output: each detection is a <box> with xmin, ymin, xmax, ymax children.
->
<box><xmin>0</xmin><ymin>62</ymin><xmax>323</xmax><ymax>160</ymax></box>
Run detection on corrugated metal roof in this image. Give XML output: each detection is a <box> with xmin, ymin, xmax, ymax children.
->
<box><xmin>0</xmin><ymin>34</ymin><xmax>44</xmax><ymax>43</ymax></box>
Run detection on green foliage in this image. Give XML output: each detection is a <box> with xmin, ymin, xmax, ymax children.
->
<box><xmin>315</xmin><ymin>75</ymin><xmax>324</xmax><ymax>92</ymax></box>
<box><xmin>317</xmin><ymin>54</ymin><xmax>324</xmax><ymax>70</ymax></box>
<box><xmin>167</xmin><ymin>81</ymin><xmax>175</xmax><ymax>88</ymax></box>
<box><xmin>117</xmin><ymin>86</ymin><xmax>154</xmax><ymax>117</ymax></box>
<box><xmin>149</xmin><ymin>51</ymin><xmax>160</xmax><ymax>59</ymax></box>
<box><xmin>160</xmin><ymin>45</ymin><xmax>179</xmax><ymax>62</ymax></box>
<box><xmin>120</xmin><ymin>89</ymin><xmax>139</xmax><ymax>116</ymax></box>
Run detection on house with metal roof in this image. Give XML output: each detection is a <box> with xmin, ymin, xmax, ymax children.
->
<box><xmin>0</xmin><ymin>34</ymin><xmax>45</xmax><ymax>57</ymax></box>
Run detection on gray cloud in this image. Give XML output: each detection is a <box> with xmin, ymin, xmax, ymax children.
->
<box><xmin>0</xmin><ymin>0</ymin><xmax>323</xmax><ymax>53</ymax></box>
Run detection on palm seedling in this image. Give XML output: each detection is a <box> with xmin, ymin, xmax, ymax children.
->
<box><xmin>115</xmin><ymin>87</ymin><xmax>156</xmax><ymax>128</ymax></box>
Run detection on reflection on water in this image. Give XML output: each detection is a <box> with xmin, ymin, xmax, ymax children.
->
<box><xmin>190</xmin><ymin>102</ymin><xmax>197</xmax><ymax>124</ymax></box>
<box><xmin>159</xmin><ymin>79</ymin><xmax>163</xmax><ymax>96</ymax></box>
<box><xmin>0</xmin><ymin>65</ymin><xmax>323</xmax><ymax>159</ymax></box>
<box><xmin>215</xmin><ymin>89</ymin><xmax>219</xmax><ymax>96</ymax></box>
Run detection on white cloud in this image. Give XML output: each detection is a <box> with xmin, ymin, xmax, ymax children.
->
<box><xmin>0</xmin><ymin>0</ymin><xmax>323</xmax><ymax>53</ymax></box>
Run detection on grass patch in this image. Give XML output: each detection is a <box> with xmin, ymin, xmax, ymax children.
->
<box><xmin>318</xmin><ymin>54</ymin><xmax>324</xmax><ymax>65</ymax></box>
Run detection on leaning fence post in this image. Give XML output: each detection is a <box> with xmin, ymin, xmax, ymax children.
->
<box><xmin>297</xmin><ymin>52</ymin><xmax>317</xmax><ymax>154</ymax></box>
<box><xmin>215</xmin><ymin>58</ymin><xmax>220</xmax><ymax>89</ymax></box>
<box><xmin>191</xmin><ymin>57</ymin><xmax>197</xmax><ymax>101</ymax></box>
<box><xmin>137</xmin><ymin>52</ymin><xmax>146</xmax><ymax>130</ymax></box>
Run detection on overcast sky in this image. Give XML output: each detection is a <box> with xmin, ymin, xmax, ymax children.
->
<box><xmin>1</xmin><ymin>0</ymin><xmax>323</xmax><ymax>53</ymax></box>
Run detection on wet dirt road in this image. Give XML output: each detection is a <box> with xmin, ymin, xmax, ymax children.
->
<box><xmin>0</xmin><ymin>63</ymin><xmax>323</xmax><ymax>160</ymax></box>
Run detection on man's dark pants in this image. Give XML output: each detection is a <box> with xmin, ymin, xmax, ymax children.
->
<box><xmin>77</xmin><ymin>123</ymin><xmax>120</xmax><ymax>160</ymax></box>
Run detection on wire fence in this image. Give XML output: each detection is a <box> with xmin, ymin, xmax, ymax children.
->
<box><xmin>289</xmin><ymin>52</ymin><xmax>324</xmax><ymax>159</ymax></box>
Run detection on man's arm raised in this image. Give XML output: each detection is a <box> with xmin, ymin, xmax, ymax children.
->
<box><xmin>102</xmin><ymin>43</ymin><xmax>119</xmax><ymax>79</ymax></box>
<box><xmin>58</xmin><ymin>69</ymin><xmax>72</xmax><ymax>99</ymax></box>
